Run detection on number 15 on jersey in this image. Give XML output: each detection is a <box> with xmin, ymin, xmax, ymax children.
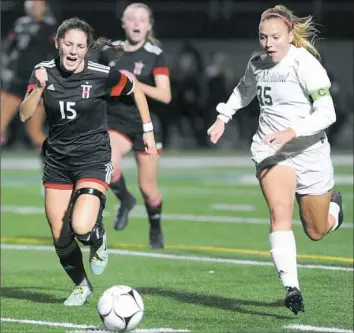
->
<box><xmin>59</xmin><ymin>101</ymin><xmax>77</xmax><ymax>119</ymax></box>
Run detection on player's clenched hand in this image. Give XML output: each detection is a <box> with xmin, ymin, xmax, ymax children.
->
<box><xmin>207</xmin><ymin>119</ymin><xmax>225</xmax><ymax>144</ymax></box>
<box><xmin>35</xmin><ymin>67</ymin><xmax>48</xmax><ymax>88</ymax></box>
<box><xmin>264</xmin><ymin>128</ymin><xmax>296</xmax><ymax>151</ymax></box>
<box><xmin>143</xmin><ymin>132</ymin><xmax>158</xmax><ymax>156</ymax></box>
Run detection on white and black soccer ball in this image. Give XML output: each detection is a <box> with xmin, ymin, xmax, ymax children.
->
<box><xmin>97</xmin><ymin>285</ymin><xmax>144</xmax><ymax>331</ymax></box>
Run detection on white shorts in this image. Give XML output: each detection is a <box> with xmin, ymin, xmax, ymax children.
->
<box><xmin>251</xmin><ymin>142</ymin><xmax>334</xmax><ymax>195</ymax></box>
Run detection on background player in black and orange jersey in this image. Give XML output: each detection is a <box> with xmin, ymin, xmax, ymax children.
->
<box><xmin>99</xmin><ymin>3</ymin><xmax>171</xmax><ymax>249</ymax></box>
<box><xmin>20</xmin><ymin>17</ymin><xmax>157</xmax><ymax>306</ymax></box>
<box><xmin>1</xmin><ymin>0</ymin><xmax>56</xmax><ymax>148</ymax></box>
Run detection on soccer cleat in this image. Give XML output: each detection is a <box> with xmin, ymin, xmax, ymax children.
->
<box><xmin>64</xmin><ymin>285</ymin><xmax>92</xmax><ymax>306</ymax></box>
<box><xmin>89</xmin><ymin>231</ymin><xmax>108</xmax><ymax>276</ymax></box>
<box><xmin>149</xmin><ymin>228</ymin><xmax>164</xmax><ymax>249</ymax></box>
<box><xmin>113</xmin><ymin>194</ymin><xmax>136</xmax><ymax>231</ymax></box>
<box><xmin>284</xmin><ymin>287</ymin><xmax>304</xmax><ymax>315</ymax></box>
<box><xmin>331</xmin><ymin>191</ymin><xmax>344</xmax><ymax>231</ymax></box>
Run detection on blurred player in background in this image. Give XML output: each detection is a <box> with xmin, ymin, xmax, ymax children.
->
<box><xmin>99</xmin><ymin>3</ymin><xmax>171</xmax><ymax>249</ymax></box>
<box><xmin>20</xmin><ymin>17</ymin><xmax>157</xmax><ymax>306</ymax></box>
<box><xmin>208</xmin><ymin>4</ymin><xmax>344</xmax><ymax>315</ymax></box>
<box><xmin>1</xmin><ymin>0</ymin><xmax>56</xmax><ymax>149</ymax></box>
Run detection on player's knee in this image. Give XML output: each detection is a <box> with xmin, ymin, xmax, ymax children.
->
<box><xmin>300</xmin><ymin>214</ymin><xmax>327</xmax><ymax>241</ymax></box>
<box><xmin>71</xmin><ymin>187</ymin><xmax>106</xmax><ymax>246</ymax></box>
<box><xmin>304</xmin><ymin>228</ymin><xmax>325</xmax><ymax>241</ymax></box>
<box><xmin>269</xmin><ymin>202</ymin><xmax>292</xmax><ymax>227</ymax></box>
<box><xmin>302</xmin><ymin>219</ymin><xmax>327</xmax><ymax>241</ymax></box>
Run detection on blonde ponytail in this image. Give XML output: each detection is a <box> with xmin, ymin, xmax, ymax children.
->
<box><xmin>261</xmin><ymin>4</ymin><xmax>320</xmax><ymax>58</ymax></box>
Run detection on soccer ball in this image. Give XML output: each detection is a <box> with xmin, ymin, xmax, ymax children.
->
<box><xmin>97</xmin><ymin>285</ymin><xmax>144</xmax><ymax>331</ymax></box>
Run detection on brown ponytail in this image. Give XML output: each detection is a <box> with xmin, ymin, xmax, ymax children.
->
<box><xmin>91</xmin><ymin>37</ymin><xmax>124</xmax><ymax>58</ymax></box>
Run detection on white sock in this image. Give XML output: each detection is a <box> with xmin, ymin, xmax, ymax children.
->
<box><xmin>329</xmin><ymin>202</ymin><xmax>340</xmax><ymax>231</ymax></box>
<box><xmin>269</xmin><ymin>230</ymin><xmax>299</xmax><ymax>290</ymax></box>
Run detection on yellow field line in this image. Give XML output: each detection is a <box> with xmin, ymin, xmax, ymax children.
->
<box><xmin>1</xmin><ymin>236</ymin><xmax>353</xmax><ymax>264</ymax></box>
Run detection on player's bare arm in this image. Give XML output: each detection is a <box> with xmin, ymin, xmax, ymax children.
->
<box><xmin>120</xmin><ymin>69</ymin><xmax>171</xmax><ymax>104</ymax></box>
<box><xmin>20</xmin><ymin>67</ymin><xmax>47</xmax><ymax>122</ymax></box>
<box><xmin>131</xmin><ymin>80</ymin><xmax>157</xmax><ymax>155</ymax></box>
<box><xmin>139</xmin><ymin>74</ymin><xmax>171</xmax><ymax>104</ymax></box>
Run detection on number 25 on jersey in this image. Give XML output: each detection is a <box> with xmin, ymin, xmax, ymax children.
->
<box><xmin>59</xmin><ymin>101</ymin><xmax>77</xmax><ymax>119</ymax></box>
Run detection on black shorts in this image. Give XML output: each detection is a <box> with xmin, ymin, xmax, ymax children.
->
<box><xmin>2</xmin><ymin>78</ymin><xmax>28</xmax><ymax>99</ymax></box>
<box><xmin>43</xmin><ymin>161</ymin><xmax>113</xmax><ymax>190</ymax></box>
<box><xmin>108</xmin><ymin>113</ymin><xmax>162</xmax><ymax>152</ymax></box>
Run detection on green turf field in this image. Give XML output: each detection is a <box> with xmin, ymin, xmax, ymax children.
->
<box><xmin>1</xmin><ymin>154</ymin><xmax>353</xmax><ymax>333</ymax></box>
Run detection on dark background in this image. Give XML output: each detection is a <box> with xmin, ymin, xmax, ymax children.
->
<box><xmin>1</xmin><ymin>0</ymin><xmax>353</xmax><ymax>150</ymax></box>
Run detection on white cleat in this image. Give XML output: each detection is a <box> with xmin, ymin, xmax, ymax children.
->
<box><xmin>64</xmin><ymin>285</ymin><xmax>92</xmax><ymax>306</ymax></box>
<box><xmin>89</xmin><ymin>231</ymin><xmax>108</xmax><ymax>276</ymax></box>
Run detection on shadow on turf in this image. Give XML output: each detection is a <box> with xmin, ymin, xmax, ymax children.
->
<box><xmin>139</xmin><ymin>287</ymin><xmax>295</xmax><ymax>320</ymax></box>
<box><xmin>0</xmin><ymin>287</ymin><xmax>66</xmax><ymax>303</ymax></box>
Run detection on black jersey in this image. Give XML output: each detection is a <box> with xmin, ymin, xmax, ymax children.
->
<box><xmin>99</xmin><ymin>41</ymin><xmax>169</xmax><ymax>126</ymax></box>
<box><xmin>2</xmin><ymin>15</ymin><xmax>57</xmax><ymax>83</ymax></box>
<box><xmin>26</xmin><ymin>58</ymin><xmax>134</xmax><ymax>169</ymax></box>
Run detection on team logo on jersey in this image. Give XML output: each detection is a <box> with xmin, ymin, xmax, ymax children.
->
<box><xmin>81</xmin><ymin>84</ymin><xmax>92</xmax><ymax>99</ymax></box>
<box><xmin>133</xmin><ymin>61</ymin><xmax>145</xmax><ymax>76</ymax></box>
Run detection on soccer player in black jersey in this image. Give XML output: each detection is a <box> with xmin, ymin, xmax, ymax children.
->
<box><xmin>20</xmin><ymin>17</ymin><xmax>157</xmax><ymax>306</ymax></box>
<box><xmin>1</xmin><ymin>0</ymin><xmax>56</xmax><ymax>147</ymax></box>
<box><xmin>99</xmin><ymin>3</ymin><xmax>171</xmax><ymax>249</ymax></box>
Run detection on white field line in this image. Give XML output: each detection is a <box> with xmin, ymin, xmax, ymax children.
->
<box><xmin>1</xmin><ymin>244</ymin><xmax>353</xmax><ymax>272</ymax></box>
<box><xmin>1</xmin><ymin>155</ymin><xmax>353</xmax><ymax>170</ymax></box>
<box><xmin>0</xmin><ymin>318</ymin><xmax>190</xmax><ymax>333</ymax></box>
<box><xmin>65</xmin><ymin>328</ymin><xmax>190</xmax><ymax>333</ymax></box>
<box><xmin>212</xmin><ymin>203</ymin><xmax>256</xmax><ymax>211</ymax></box>
<box><xmin>2</xmin><ymin>205</ymin><xmax>353</xmax><ymax>229</ymax></box>
<box><xmin>283</xmin><ymin>324</ymin><xmax>354</xmax><ymax>333</ymax></box>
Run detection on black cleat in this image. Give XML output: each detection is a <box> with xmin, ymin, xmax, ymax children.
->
<box><xmin>284</xmin><ymin>287</ymin><xmax>304</xmax><ymax>315</ymax></box>
<box><xmin>149</xmin><ymin>228</ymin><xmax>164</xmax><ymax>249</ymax></box>
<box><xmin>113</xmin><ymin>194</ymin><xmax>136</xmax><ymax>231</ymax></box>
<box><xmin>331</xmin><ymin>191</ymin><xmax>344</xmax><ymax>231</ymax></box>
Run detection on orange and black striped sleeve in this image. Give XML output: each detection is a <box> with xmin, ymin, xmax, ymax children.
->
<box><xmin>106</xmin><ymin>67</ymin><xmax>134</xmax><ymax>97</ymax></box>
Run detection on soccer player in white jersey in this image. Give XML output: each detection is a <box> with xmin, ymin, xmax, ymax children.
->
<box><xmin>207</xmin><ymin>4</ymin><xmax>344</xmax><ymax>315</ymax></box>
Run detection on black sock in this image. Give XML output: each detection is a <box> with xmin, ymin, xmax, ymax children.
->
<box><xmin>110</xmin><ymin>174</ymin><xmax>130</xmax><ymax>201</ymax></box>
<box><xmin>54</xmin><ymin>239</ymin><xmax>91</xmax><ymax>289</ymax></box>
<box><xmin>144</xmin><ymin>201</ymin><xmax>162</xmax><ymax>229</ymax></box>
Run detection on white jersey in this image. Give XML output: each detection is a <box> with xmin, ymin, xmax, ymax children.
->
<box><xmin>233</xmin><ymin>45</ymin><xmax>332</xmax><ymax>153</ymax></box>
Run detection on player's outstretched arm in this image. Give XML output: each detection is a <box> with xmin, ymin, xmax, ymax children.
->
<box><xmin>132</xmin><ymin>80</ymin><xmax>152</xmax><ymax>125</ymax></box>
<box><xmin>132</xmin><ymin>81</ymin><xmax>157</xmax><ymax>155</ymax></box>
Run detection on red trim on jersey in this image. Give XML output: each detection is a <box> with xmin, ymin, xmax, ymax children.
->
<box><xmin>111</xmin><ymin>74</ymin><xmax>127</xmax><ymax>97</ymax></box>
<box><xmin>77</xmin><ymin>178</ymin><xmax>109</xmax><ymax>189</ymax></box>
<box><xmin>43</xmin><ymin>183</ymin><xmax>74</xmax><ymax>190</ymax></box>
<box><xmin>8</xmin><ymin>33</ymin><xmax>16</xmax><ymax>40</ymax></box>
<box><xmin>153</xmin><ymin>67</ymin><xmax>169</xmax><ymax>76</ymax></box>
<box><xmin>26</xmin><ymin>83</ymin><xmax>36</xmax><ymax>94</ymax></box>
